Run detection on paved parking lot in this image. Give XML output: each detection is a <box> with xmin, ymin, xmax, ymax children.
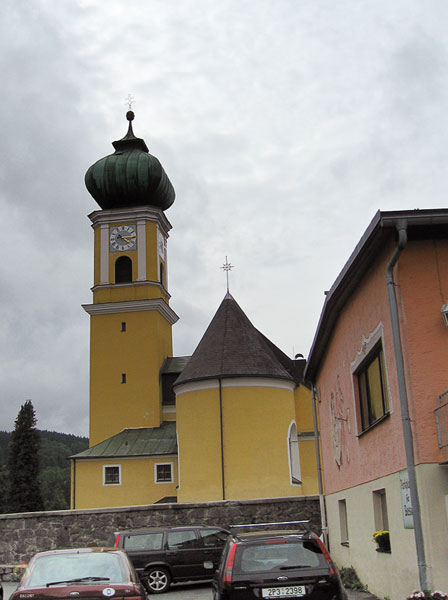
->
<box><xmin>160</xmin><ymin>582</ymin><xmax>213</xmax><ymax>600</ymax></box>
<box><xmin>2</xmin><ymin>581</ymin><xmax>213</xmax><ymax>600</ymax></box>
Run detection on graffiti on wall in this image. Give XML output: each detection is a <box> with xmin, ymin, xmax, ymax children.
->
<box><xmin>329</xmin><ymin>376</ymin><xmax>351</xmax><ymax>469</ymax></box>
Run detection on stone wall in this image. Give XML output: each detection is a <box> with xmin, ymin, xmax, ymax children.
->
<box><xmin>0</xmin><ymin>495</ymin><xmax>320</xmax><ymax>580</ymax></box>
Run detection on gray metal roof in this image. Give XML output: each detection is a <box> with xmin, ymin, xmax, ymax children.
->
<box><xmin>71</xmin><ymin>422</ymin><xmax>177</xmax><ymax>459</ymax></box>
<box><xmin>174</xmin><ymin>293</ymin><xmax>294</xmax><ymax>386</ymax></box>
<box><xmin>161</xmin><ymin>356</ymin><xmax>190</xmax><ymax>374</ymax></box>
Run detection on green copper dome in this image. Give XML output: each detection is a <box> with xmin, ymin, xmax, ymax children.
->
<box><xmin>85</xmin><ymin>111</ymin><xmax>175</xmax><ymax>211</ymax></box>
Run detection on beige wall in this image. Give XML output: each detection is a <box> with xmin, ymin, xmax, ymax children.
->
<box><xmin>326</xmin><ymin>464</ymin><xmax>448</xmax><ymax>599</ymax></box>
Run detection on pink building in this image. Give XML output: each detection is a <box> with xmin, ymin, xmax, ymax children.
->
<box><xmin>305</xmin><ymin>209</ymin><xmax>448</xmax><ymax>599</ymax></box>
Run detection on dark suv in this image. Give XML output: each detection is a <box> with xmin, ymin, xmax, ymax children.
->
<box><xmin>111</xmin><ymin>525</ymin><xmax>229</xmax><ymax>594</ymax></box>
<box><xmin>212</xmin><ymin>521</ymin><xmax>346</xmax><ymax>600</ymax></box>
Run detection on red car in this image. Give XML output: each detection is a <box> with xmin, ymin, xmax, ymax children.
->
<box><xmin>10</xmin><ymin>548</ymin><xmax>145</xmax><ymax>600</ymax></box>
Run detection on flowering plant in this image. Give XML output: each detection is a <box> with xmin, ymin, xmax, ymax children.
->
<box><xmin>407</xmin><ymin>591</ymin><xmax>448</xmax><ymax>600</ymax></box>
<box><xmin>372</xmin><ymin>530</ymin><xmax>390</xmax><ymax>552</ymax></box>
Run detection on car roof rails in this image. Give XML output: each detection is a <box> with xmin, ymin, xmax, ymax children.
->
<box><xmin>229</xmin><ymin>520</ymin><xmax>311</xmax><ymax>534</ymax></box>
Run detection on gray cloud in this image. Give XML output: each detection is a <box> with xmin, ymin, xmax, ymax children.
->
<box><xmin>1</xmin><ymin>0</ymin><xmax>448</xmax><ymax>435</ymax></box>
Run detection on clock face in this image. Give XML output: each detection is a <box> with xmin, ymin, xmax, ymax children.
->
<box><xmin>110</xmin><ymin>224</ymin><xmax>137</xmax><ymax>252</ymax></box>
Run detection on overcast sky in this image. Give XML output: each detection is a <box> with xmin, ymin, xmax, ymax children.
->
<box><xmin>1</xmin><ymin>0</ymin><xmax>448</xmax><ymax>436</ymax></box>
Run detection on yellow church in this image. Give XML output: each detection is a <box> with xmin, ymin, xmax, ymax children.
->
<box><xmin>70</xmin><ymin>111</ymin><xmax>318</xmax><ymax>509</ymax></box>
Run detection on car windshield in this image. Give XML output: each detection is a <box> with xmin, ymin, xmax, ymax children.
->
<box><xmin>24</xmin><ymin>552</ymin><xmax>127</xmax><ymax>588</ymax></box>
<box><xmin>234</xmin><ymin>541</ymin><xmax>325</xmax><ymax>574</ymax></box>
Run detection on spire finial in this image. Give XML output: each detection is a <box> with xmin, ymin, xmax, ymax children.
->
<box><xmin>221</xmin><ymin>256</ymin><xmax>234</xmax><ymax>293</ymax></box>
<box><xmin>124</xmin><ymin>94</ymin><xmax>135</xmax><ymax>123</ymax></box>
<box><xmin>125</xmin><ymin>94</ymin><xmax>135</xmax><ymax>110</ymax></box>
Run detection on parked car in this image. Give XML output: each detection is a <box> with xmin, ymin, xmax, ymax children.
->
<box><xmin>111</xmin><ymin>525</ymin><xmax>229</xmax><ymax>593</ymax></box>
<box><xmin>212</xmin><ymin>521</ymin><xmax>347</xmax><ymax>600</ymax></box>
<box><xmin>9</xmin><ymin>548</ymin><xmax>145</xmax><ymax>600</ymax></box>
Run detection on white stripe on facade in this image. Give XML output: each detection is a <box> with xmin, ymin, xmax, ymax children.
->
<box><xmin>175</xmin><ymin>377</ymin><xmax>295</xmax><ymax>396</ymax></box>
<box><xmin>100</xmin><ymin>224</ymin><xmax>109</xmax><ymax>284</ymax></box>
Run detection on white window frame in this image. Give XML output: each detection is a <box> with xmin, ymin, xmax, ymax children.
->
<box><xmin>103</xmin><ymin>464</ymin><xmax>121</xmax><ymax>486</ymax></box>
<box><xmin>287</xmin><ymin>421</ymin><xmax>302</xmax><ymax>485</ymax></box>
<box><xmin>155</xmin><ymin>462</ymin><xmax>174</xmax><ymax>484</ymax></box>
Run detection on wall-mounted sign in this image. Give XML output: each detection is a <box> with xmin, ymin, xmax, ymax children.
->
<box><xmin>400</xmin><ymin>470</ymin><xmax>414</xmax><ymax>529</ymax></box>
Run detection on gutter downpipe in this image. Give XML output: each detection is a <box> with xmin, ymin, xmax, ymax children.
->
<box><xmin>312</xmin><ymin>385</ymin><xmax>328</xmax><ymax>546</ymax></box>
<box><xmin>72</xmin><ymin>458</ymin><xmax>76</xmax><ymax>509</ymax></box>
<box><xmin>219</xmin><ymin>378</ymin><xmax>226</xmax><ymax>500</ymax></box>
<box><xmin>386</xmin><ymin>220</ymin><xmax>428</xmax><ymax>591</ymax></box>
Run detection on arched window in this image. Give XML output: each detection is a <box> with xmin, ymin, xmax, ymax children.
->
<box><xmin>115</xmin><ymin>256</ymin><xmax>132</xmax><ymax>283</ymax></box>
<box><xmin>288</xmin><ymin>422</ymin><xmax>302</xmax><ymax>484</ymax></box>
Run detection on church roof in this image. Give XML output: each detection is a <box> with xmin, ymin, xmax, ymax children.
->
<box><xmin>84</xmin><ymin>111</ymin><xmax>175</xmax><ymax>211</ymax></box>
<box><xmin>71</xmin><ymin>422</ymin><xmax>177</xmax><ymax>459</ymax></box>
<box><xmin>174</xmin><ymin>293</ymin><xmax>294</xmax><ymax>387</ymax></box>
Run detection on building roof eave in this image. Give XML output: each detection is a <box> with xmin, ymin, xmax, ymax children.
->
<box><xmin>305</xmin><ymin>208</ymin><xmax>448</xmax><ymax>383</ymax></box>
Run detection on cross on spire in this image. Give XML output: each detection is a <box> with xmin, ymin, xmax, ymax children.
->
<box><xmin>124</xmin><ymin>94</ymin><xmax>135</xmax><ymax>110</ymax></box>
<box><xmin>221</xmin><ymin>256</ymin><xmax>234</xmax><ymax>293</ymax></box>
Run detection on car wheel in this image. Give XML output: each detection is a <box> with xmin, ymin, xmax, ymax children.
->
<box><xmin>143</xmin><ymin>567</ymin><xmax>171</xmax><ymax>594</ymax></box>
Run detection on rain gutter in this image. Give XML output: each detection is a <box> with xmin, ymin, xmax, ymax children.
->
<box><xmin>312</xmin><ymin>386</ymin><xmax>328</xmax><ymax>547</ymax></box>
<box><xmin>219</xmin><ymin>378</ymin><xmax>226</xmax><ymax>500</ymax></box>
<box><xmin>385</xmin><ymin>220</ymin><xmax>428</xmax><ymax>591</ymax></box>
<box><xmin>72</xmin><ymin>458</ymin><xmax>76</xmax><ymax>509</ymax></box>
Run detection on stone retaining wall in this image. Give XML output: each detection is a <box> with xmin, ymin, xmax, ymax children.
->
<box><xmin>0</xmin><ymin>495</ymin><xmax>320</xmax><ymax>580</ymax></box>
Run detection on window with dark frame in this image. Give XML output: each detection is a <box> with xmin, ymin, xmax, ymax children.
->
<box><xmin>156</xmin><ymin>463</ymin><xmax>173</xmax><ymax>482</ymax></box>
<box><xmin>104</xmin><ymin>466</ymin><xmax>120</xmax><ymax>485</ymax></box>
<box><xmin>121</xmin><ymin>322</ymin><xmax>126</xmax><ymax>332</ymax></box>
<box><xmin>356</xmin><ymin>344</ymin><xmax>389</xmax><ymax>431</ymax></box>
<box><xmin>121</xmin><ymin>373</ymin><xmax>126</xmax><ymax>384</ymax></box>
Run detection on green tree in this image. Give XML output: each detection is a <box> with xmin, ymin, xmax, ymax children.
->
<box><xmin>6</xmin><ymin>400</ymin><xmax>44</xmax><ymax>513</ymax></box>
<box><xmin>0</xmin><ymin>464</ymin><xmax>8</xmax><ymax>513</ymax></box>
<box><xmin>39</xmin><ymin>466</ymin><xmax>70</xmax><ymax>510</ymax></box>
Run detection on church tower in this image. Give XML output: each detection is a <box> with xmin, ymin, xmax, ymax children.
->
<box><xmin>83</xmin><ymin>111</ymin><xmax>178</xmax><ymax>447</ymax></box>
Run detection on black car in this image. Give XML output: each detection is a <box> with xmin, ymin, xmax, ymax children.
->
<box><xmin>111</xmin><ymin>525</ymin><xmax>229</xmax><ymax>594</ymax></box>
<box><xmin>212</xmin><ymin>521</ymin><xmax>346</xmax><ymax>600</ymax></box>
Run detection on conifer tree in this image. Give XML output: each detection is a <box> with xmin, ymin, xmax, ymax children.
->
<box><xmin>0</xmin><ymin>464</ymin><xmax>7</xmax><ymax>513</ymax></box>
<box><xmin>6</xmin><ymin>400</ymin><xmax>44</xmax><ymax>513</ymax></box>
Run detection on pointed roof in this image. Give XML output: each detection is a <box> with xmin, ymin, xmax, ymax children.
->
<box><xmin>174</xmin><ymin>293</ymin><xmax>294</xmax><ymax>386</ymax></box>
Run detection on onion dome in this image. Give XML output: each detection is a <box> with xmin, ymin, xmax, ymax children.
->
<box><xmin>85</xmin><ymin>111</ymin><xmax>175</xmax><ymax>211</ymax></box>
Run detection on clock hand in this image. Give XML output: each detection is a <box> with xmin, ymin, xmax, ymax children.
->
<box><xmin>122</xmin><ymin>235</ymin><xmax>136</xmax><ymax>243</ymax></box>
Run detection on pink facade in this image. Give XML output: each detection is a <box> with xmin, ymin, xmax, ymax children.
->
<box><xmin>307</xmin><ymin>218</ymin><xmax>448</xmax><ymax>494</ymax></box>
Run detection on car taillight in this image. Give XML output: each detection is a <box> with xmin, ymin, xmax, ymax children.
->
<box><xmin>223</xmin><ymin>543</ymin><xmax>237</xmax><ymax>583</ymax></box>
<box><xmin>114</xmin><ymin>534</ymin><xmax>120</xmax><ymax>548</ymax></box>
<box><xmin>316</xmin><ymin>538</ymin><xmax>336</xmax><ymax>576</ymax></box>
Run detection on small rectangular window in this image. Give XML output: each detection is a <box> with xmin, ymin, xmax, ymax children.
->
<box><xmin>338</xmin><ymin>499</ymin><xmax>349</xmax><ymax>545</ymax></box>
<box><xmin>155</xmin><ymin>463</ymin><xmax>173</xmax><ymax>483</ymax></box>
<box><xmin>356</xmin><ymin>344</ymin><xmax>389</xmax><ymax>431</ymax></box>
<box><xmin>121</xmin><ymin>322</ymin><xmax>126</xmax><ymax>332</ymax></box>
<box><xmin>121</xmin><ymin>373</ymin><xmax>126</xmax><ymax>384</ymax></box>
<box><xmin>103</xmin><ymin>465</ymin><xmax>121</xmax><ymax>485</ymax></box>
<box><xmin>373</xmin><ymin>488</ymin><xmax>389</xmax><ymax>531</ymax></box>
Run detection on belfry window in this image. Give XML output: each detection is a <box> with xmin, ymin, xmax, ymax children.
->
<box><xmin>115</xmin><ymin>256</ymin><xmax>132</xmax><ymax>283</ymax></box>
<box><xmin>160</xmin><ymin>262</ymin><xmax>165</xmax><ymax>288</ymax></box>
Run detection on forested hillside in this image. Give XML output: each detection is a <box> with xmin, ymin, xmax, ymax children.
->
<box><xmin>0</xmin><ymin>430</ymin><xmax>88</xmax><ymax>511</ymax></box>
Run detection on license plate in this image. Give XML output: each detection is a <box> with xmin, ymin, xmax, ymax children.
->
<box><xmin>262</xmin><ymin>586</ymin><xmax>306</xmax><ymax>598</ymax></box>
